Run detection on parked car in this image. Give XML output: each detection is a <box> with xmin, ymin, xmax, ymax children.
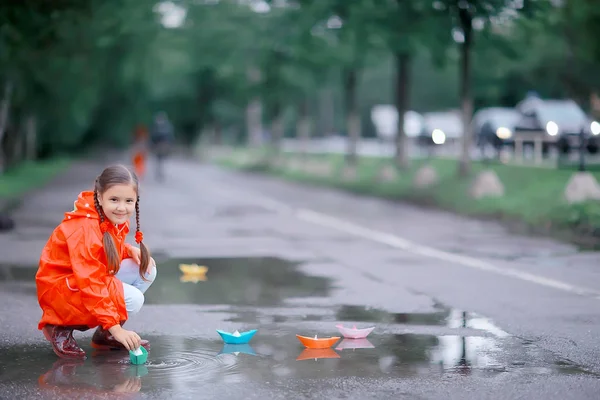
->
<box><xmin>421</xmin><ymin>110</ymin><xmax>463</xmax><ymax>146</ymax></box>
<box><xmin>513</xmin><ymin>97</ymin><xmax>600</xmax><ymax>154</ymax></box>
<box><xmin>370</xmin><ymin>105</ymin><xmax>427</xmax><ymax>140</ymax></box>
<box><xmin>473</xmin><ymin>107</ymin><xmax>521</xmax><ymax>150</ymax></box>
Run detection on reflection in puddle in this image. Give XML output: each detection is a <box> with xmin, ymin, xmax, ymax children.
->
<box><xmin>336</xmin><ymin>338</ymin><xmax>376</xmax><ymax>350</ymax></box>
<box><xmin>38</xmin><ymin>358</ymin><xmax>145</xmax><ymax>397</ymax></box>
<box><xmin>334</xmin><ymin>305</ymin><xmax>510</xmax><ymax>337</ymax></box>
<box><xmin>430</xmin><ymin>336</ymin><xmax>501</xmax><ymax>373</ymax></box>
<box><xmin>218</xmin><ymin>344</ymin><xmax>257</xmax><ymax>356</ymax></box>
<box><xmin>296</xmin><ymin>348</ymin><xmax>340</xmax><ymax>361</ymax></box>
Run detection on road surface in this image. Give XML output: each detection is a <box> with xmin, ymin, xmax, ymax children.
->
<box><xmin>0</xmin><ymin>155</ymin><xmax>599</xmax><ymax>399</ymax></box>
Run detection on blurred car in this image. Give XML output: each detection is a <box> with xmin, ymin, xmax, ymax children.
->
<box><xmin>370</xmin><ymin>105</ymin><xmax>427</xmax><ymax>140</ymax></box>
<box><xmin>513</xmin><ymin>97</ymin><xmax>600</xmax><ymax>154</ymax></box>
<box><xmin>421</xmin><ymin>110</ymin><xmax>463</xmax><ymax>146</ymax></box>
<box><xmin>473</xmin><ymin>107</ymin><xmax>521</xmax><ymax>150</ymax></box>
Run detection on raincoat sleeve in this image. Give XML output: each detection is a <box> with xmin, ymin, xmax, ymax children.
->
<box><xmin>66</xmin><ymin>227</ymin><xmax>121</xmax><ymax>330</ymax></box>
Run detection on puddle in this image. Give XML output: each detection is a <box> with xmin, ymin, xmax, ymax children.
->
<box><xmin>334</xmin><ymin>305</ymin><xmax>510</xmax><ymax>336</ymax></box>
<box><xmin>0</xmin><ymin>257</ymin><xmax>595</xmax><ymax>396</ymax></box>
<box><xmin>144</xmin><ymin>257</ymin><xmax>332</xmax><ymax>306</ymax></box>
<box><xmin>229</xmin><ymin>304</ymin><xmax>510</xmax><ymax>338</ymax></box>
<box><xmin>0</xmin><ymin>330</ymin><xmax>594</xmax><ymax>395</ymax></box>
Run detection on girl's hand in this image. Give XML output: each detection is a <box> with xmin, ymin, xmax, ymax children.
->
<box><xmin>127</xmin><ymin>245</ymin><xmax>141</xmax><ymax>265</ymax></box>
<box><xmin>109</xmin><ymin>325</ymin><xmax>142</xmax><ymax>351</ymax></box>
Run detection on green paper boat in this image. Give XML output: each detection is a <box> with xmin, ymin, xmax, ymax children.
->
<box><xmin>129</xmin><ymin>346</ymin><xmax>148</xmax><ymax>365</ymax></box>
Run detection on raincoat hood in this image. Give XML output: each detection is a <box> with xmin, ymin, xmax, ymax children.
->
<box><xmin>64</xmin><ymin>191</ymin><xmax>100</xmax><ymax>222</ymax></box>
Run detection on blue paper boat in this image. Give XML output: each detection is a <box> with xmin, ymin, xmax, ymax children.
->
<box><xmin>218</xmin><ymin>343</ymin><xmax>257</xmax><ymax>356</ymax></box>
<box><xmin>216</xmin><ymin>329</ymin><xmax>257</xmax><ymax>344</ymax></box>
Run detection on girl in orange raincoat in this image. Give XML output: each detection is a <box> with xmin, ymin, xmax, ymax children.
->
<box><xmin>36</xmin><ymin>164</ymin><xmax>157</xmax><ymax>359</ymax></box>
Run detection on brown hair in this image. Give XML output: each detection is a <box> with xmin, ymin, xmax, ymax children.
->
<box><xmin>93</xmin><ymin>164</ymin><xmax>151</xmax><ymax>279</ymax></box>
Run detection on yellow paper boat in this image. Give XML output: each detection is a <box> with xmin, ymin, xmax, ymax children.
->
<box><xmin>179</xmin><ymin>263</ymin><xmax>208</xmax><ymax>283</ymax></box>
<box><xmin>179</xmin><ymin>263</ymin><xmax>208</xmax><ymax>275</ymax></box>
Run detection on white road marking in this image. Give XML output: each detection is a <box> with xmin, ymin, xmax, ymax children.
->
<box><xmin>211</xmin><ymin>183</ymin><xmax>600</xmax><ymax>300</ymax></box>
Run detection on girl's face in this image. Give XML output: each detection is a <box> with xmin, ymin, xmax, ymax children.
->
<box><xmin>98</xmin><ymin>184</ymin><xmax>137</xmax><ymax>225</ymax></box>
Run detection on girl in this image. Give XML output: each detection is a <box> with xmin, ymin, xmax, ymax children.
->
<box><xmin>36</xmin><ymin>164</ymin><xmax>157</xmax><ymax>359</ymax></box>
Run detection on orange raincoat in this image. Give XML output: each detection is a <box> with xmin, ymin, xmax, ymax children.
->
<box><xmin>36</xmin><ymin>191</ymin><xmax>133</xmax><ymax>331</ymax></box>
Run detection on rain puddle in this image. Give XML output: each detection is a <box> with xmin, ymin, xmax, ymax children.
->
<box><xmin>0</xmin><ymin>256</ymin><xmax>597</xmax><ymax>397</ymax></box>
<box><xmin>0</xmin><ymin>330</ymin><xmax>594</xmax><ymax>396</ymax></box>
<box><xmin>143</xmin><ymin>257</ymin><xmax>332</xmax><ymax>306</ymax></box>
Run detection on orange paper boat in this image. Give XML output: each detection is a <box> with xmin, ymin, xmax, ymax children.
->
<box><xmin>296</xmin><ymin>334</ymin><xmax>341</xmax><ymax>349</ymax></box>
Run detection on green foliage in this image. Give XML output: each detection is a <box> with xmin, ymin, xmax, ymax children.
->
<box><xmin>1</xmin><ymin>0</ymin><xmax>600</xmax><ymax>162</ymax></box>
<box><xmin>0</xmin><ymin>157</ymin><xmax>71</xmax><ymax>198</ymax></box>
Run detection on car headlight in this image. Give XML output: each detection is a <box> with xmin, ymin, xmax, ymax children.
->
<box><xmin>546</xmin><ymin>121</ymin><xmax>559</xmax><ymax>136</ymax></box>
<box><xmin>431</xmin><ymin>129</ymin><xmax>446</xmax><ymax>145</ymax></box>
<box><xmin>591</xmin><ymin>121</ymin><xmax>600</xmax><ymax>136</ymax></box>
<box><xmin>495</xmin><ymin>127</ymin><xmax>512</xmax><ymax>139</ymax></box>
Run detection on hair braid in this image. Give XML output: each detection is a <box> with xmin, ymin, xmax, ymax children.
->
<box><xmin>94</xmin><ymin>186</ymin><xmax>120</xmax><ymax>275</ymax></box>
<box><xmin>136</xmin><ymin>195</ymin><xmax>151</xmax><ymax>280</ymax></box>
<box><xmin>135</xmin><ymin>196</ymin><xmax>140</xmax><ymax>235</ymax></box>
<box><xmin>93</xmin><ymin>189</ymin><xmax>103</xmax><ymax>223</ymax></box>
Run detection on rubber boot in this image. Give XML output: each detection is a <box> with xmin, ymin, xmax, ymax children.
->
<box><xmin>91</xmin><ymin>323</ymin><xmax>150</xmax><ymax>351</ymax></box>
<box><xmin>42</xmin><ymin>325</ymin><xmax>86</xmax><ymax>359</ymax></box>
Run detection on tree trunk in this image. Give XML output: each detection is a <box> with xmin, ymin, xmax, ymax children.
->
<box><xmin>458</xmin><ymin>8</ymin><xmax>473</xmax><ymax>177</ymax></box>
<box><xmin>344</xmin><ymin>68</ymin><xmax>360</xmax><ymax>165</ymax></box>
<box><xmin>321</xmin><ymin>87</ymin><xmax>334</xmax><ymax>137</ymax></box>
<box><xmin>0</xmin><ymin>81</ymin><xmax>13</xmax><ymax>174</ymax></box>
<box><xmin>246</xmin><ymin>66</ymin><xmax>263</xmax><ymax>148</ymax></box>
<box><xmin>394</xmin><ymin>52</ymin><xmax>411</xmax><ymax>169</ymax></box>
<box><xmin>25</xmin><ymin>114</ymin><xmax>37</xmax><ymax>161</ymax></box>
<box><xmin>214</xmin><ymin>121</ymin><xmax>222</xmax><ymax>145</ymax></box>
<box><xmin>246</xmin><ymin>99</ymin><xmax>263</xmax><ymax>148</ymax></box>
<box><xmin>297</xmin><ymin>98</ymin><xmax>311</xmax><ymax>157</ymax></box>
<box><xmin>270</xmin><ymin>104</ymin><xmax>284</xmax><ymax>155</ymax></box>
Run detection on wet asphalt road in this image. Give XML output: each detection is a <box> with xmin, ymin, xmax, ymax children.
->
<box><xmin>1</xmin><ymin>155</ymin><xmax>600</xmax><ymax>399</ymax></box>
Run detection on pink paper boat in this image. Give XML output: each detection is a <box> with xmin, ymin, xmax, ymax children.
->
<box><xmin>335</xmin><ymin>324</ymin><xmax>375</xmax><ymax>339</ymax></box>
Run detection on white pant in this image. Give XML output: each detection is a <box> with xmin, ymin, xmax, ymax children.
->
<box><xmin>115</xmin><ymin>258</ymin><xmax>157</xmax><ymax>315</ymax></box>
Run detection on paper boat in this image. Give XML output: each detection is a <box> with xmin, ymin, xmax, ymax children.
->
<box><xmin>296</xmin><ymin>348</ymin><xmax>340</xmax><ymax>361</ymax></box>
<box><xmin>216</xmin><ymin>329</ymin><xmax>258</xmax><ymax>344</ymax></box>
<box><xmin>296</xmin><ymin>334</ymin><xmax>340</xmax><ymax>349</ymax></box>
<box><xmin>179</xmin><ymin>263</ymin><xmax>208</xmax><ymax>274</ymax></box>
<box><xmin>335</xmin><ymin>338</ymin><xmax>375</xmax><ymax>350</ymax></box>
<box><xmin>179</xmin><ymin>263</ymin><xmax>208</xmax><ymax>275</ymax></box>
<box><xmin>179</xmin><ymin>263</ymin><xmax>208</xmax><ymax>283</ymax></box>
<box><xmin>335</xmin><ymin>324</ymin><xmax>375</xmax><ymax>339</ymax></box>
<box><xmin>129</xmin><ymin>346</ymin><xmax>148</xmax><ymax>365</ymax></box>
<box><xmin>218</xmin><ymin>343</ymin><xmax>257</xmax><ymax>356</ymax></box>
